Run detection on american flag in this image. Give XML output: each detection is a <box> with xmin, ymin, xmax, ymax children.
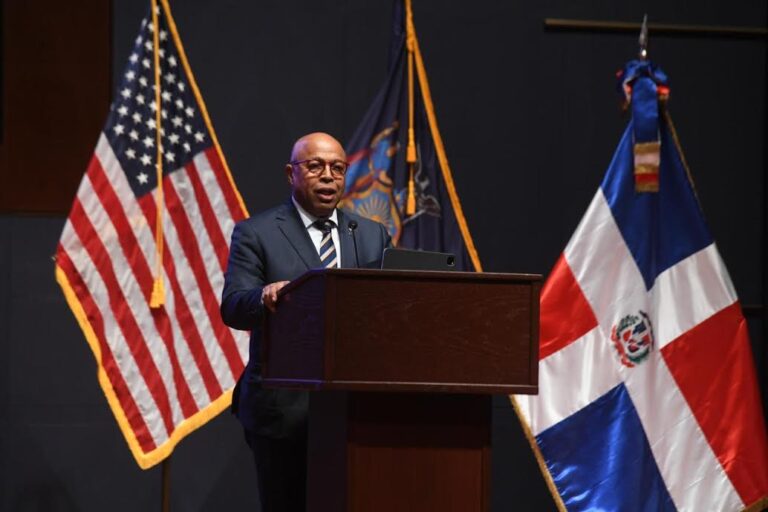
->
<box><xmin>55</xmin><ymin>1</ymin><xmax>249</xmax><ymax>469</ymax></box>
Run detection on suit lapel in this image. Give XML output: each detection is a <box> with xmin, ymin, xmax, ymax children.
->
<box><xmin>337</xmin><ymin>210</ymin><xmax>357</xmax><ymax>269</ymax></box>
<box><xmin>276</xmin><ymin>202</ymin><xmax>321</xmax><ymax>269</ymax></box>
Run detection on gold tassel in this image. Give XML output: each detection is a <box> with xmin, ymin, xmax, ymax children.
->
<box><xmin>149</xmin><ymin>277</ymin><xmax>166</xmax><ymax>308</ymax></box>
<box><xmin>406</xmin><ymin>164</ymin><xmax>416</xmax><ymax>215</ymax></box>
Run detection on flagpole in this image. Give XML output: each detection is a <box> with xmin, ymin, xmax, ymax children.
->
<box><xmin>763</xmin><ymin>3</ymin><xmax>768</xmax><ymax>456</ymax></box>
<box><xmin>161</xmin><ymin>456</ymin><xmax>171</xmax><ymax>512</ymax></box>
<box><xmin>636</xmin><ymin>17</ymin><xmax>701</xmax><ymax>204</ymax></box>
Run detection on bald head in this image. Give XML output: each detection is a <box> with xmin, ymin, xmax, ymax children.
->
<box><xmin>290</xmin><ymin>132</ymin><xmax>346</xmax><ymax>162</ymax></box>
<box><xmin>286</xmin><ymin>132</ymin><xmax>348</xmax><ymax>218</ymax></box>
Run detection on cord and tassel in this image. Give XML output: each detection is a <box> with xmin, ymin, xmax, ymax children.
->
<box><xmin>149</xmin><ymin>0</ymin><xmax>165</xmax><ymax>308</ymax></box>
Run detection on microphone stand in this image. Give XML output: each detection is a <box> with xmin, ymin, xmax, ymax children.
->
<box><xmin>348</xmin><ymin>221</ymin><xmax>360</xmax><ymax>268</ymax></box>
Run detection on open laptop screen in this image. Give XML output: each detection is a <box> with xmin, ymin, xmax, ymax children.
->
<box><xmin>380</xmin><ymin>248</ymin><xmax>456</xmax><ymax>271</ymax></box>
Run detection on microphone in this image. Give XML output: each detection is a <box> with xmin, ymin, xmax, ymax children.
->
<box><xmin>348</xmin><ymin>220</ymin><xmax>360</xmax><ymax>268</ymax></box>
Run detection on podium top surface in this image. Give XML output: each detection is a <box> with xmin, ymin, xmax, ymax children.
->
<box><xmin>280</xmin><ymin>268</ymin><xmax>542</xmax><ymax>297</ymax></box>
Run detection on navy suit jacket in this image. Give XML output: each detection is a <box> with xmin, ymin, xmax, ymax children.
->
<box><xmin>221</xmin><ymin>200</ymin><xmax>390</xmax><ymax>438</ymax></box>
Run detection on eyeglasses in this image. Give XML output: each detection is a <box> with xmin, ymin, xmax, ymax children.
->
<box><xmin>290</xmin><ymin>158</ymin><xmax>349</xmax><ymax>178</ymax></box>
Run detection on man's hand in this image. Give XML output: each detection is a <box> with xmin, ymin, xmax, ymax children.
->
<box><xmin>261</xmin><ymin>281</ymin><xmax>290</xmax><ymax>312</ymax></box>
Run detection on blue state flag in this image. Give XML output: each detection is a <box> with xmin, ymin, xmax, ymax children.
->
<box><xmin>341</xmin><ymin>0</ymin><xmax>481</xmax><ymax>271</ymax></box>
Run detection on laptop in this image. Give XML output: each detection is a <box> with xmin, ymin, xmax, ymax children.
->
<box><xmin>380</xmin><ymin>248</ymin><xmax>457</xmax><ymax>271</ymax></box>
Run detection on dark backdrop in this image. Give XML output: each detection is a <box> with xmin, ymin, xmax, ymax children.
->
<box><xmin>1</xmin><ymin>0</ymin><xmax>765</xmax><ymax>510</ymax></box>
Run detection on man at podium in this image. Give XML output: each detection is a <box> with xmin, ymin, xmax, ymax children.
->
<box><xmin>221</xmin><ymin>132</ymin><xmax>391</xmax><ymax>512</ymax></box>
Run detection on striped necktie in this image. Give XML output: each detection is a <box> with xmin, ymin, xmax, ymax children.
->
<box><xmin>314</xmin><ymin>219</ymin><xmax>338</xmax><ymax>269</ymax></box>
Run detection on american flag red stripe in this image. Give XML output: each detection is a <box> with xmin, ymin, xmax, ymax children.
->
<box><xmin>151</xmin><ymin>178</ymin><xmax>244</xmax><ymax>377</ymax></box>
<box><xmin>139</xmin><ymin>188</ymin><xmax>242</xmax><ymax>391</ymax></box>
<box><xmin>186</xmin><ymin>160</ymin><xmax>230</xmax><ymax>272</ymax></box>
<box><xmin>96</xmin><ymin>135</ymin><xmax>226</xmax><ymax>413</ymax></box>
<box><xmin>56</xmin><ymin>245</ymin><xmax>157</xmax><ymax>451</ymax></box>
<box><xmin>68</xmin><ymin>197</ymin><xmax>178</xmax><ymax>436</ymax></box>
<box><xmin>158</xmin><ymin>244</ymin><xmax>225</xmax><ymax>402</ymax></box>
<box><xmin>78</xmin><ymin>168</ymin><xmax>189</xmax><ymax>431</ymax></box>
<box><xmin>56</xmin><ymin>1</ymin><xmax>249</xmax><ymax>468</ymax></box>
<box><xmin>204</xmin><ymin>147</ymin><xmax>247</xmax><ymax>224</ymax></box>
<box><xmin>85</xmin><ymin>157</ymin><xmax>200</xmax><ymax>420</ymax></box>
<box><xmin>60</xmin><ymin>212</ymin><xmax>172</xmax><ymax>449</ymax></box>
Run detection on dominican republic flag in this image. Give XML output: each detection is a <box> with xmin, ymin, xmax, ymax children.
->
<box><xmin>514</xmin><ymin>60</ymin><xmax>768</xmax><ymax>511</ymax></box>
<box><xmin>56</xmin><ymin>0</ymin><xmax>249</xmax><ymax>468</ymax></box>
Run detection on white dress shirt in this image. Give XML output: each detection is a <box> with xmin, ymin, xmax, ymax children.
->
<box><xmin>291</xmin><ymin>196</ymin><xmax>342</xmax><ymax>268</ymax></box>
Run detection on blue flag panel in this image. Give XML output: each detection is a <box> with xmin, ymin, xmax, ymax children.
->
<box><xmin>537</xmin><ymin>385</ymin><xmax>677</xmax><ymax>512</ymax></box>
<box><xmin>600</xmin><ymin>124</ymin><xmax>712</xmax><ymax>290</ymax></box>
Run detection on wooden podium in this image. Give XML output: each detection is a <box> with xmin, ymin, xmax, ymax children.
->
<box><xmin>263</xmin><ymin>269</ymin><xmax>541</xmax><ymax>512</ymax></box>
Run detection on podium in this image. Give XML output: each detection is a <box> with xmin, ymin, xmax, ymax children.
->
<box><xmin>263</xmin><ymin>269</ymin><xmax>541</xmax><ymax>512</ymax></box>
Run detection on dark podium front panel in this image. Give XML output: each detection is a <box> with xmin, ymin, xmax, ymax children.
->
<box><xmin>307</xmin><ymin>392</ymin><xmax>491</xmax><ymax>512</ymax></box>
<box><xmin>262</xmin><ymin>269</ymin><xmax>541</xmax><ymax>512</ymax></box>
<box><xmin>263</xmin><ymin>269</ymin><xmax>541</xmax><ymax>395</ymax></box>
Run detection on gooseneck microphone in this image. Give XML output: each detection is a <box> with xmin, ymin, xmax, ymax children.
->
<box><xmin>348</xmin><ymin>220</ymin><xmax>360</xmax><ymax>268</ymax></box>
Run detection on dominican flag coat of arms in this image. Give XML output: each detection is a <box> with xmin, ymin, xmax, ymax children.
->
<box><xmin>514</xmin><ymin>59</ymin><xmax>768</xmax><ymax>511</ymax></box>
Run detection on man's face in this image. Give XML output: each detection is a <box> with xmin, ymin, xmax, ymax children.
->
<box><xmin>286</xmin><ymin>134</ymin><xmax>347</xmax><ymax>218</ymax></box>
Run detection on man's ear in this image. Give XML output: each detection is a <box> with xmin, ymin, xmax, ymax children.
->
<box><xmin>285</xmin><ymin>164</ymin><xmax>294</xmax><ymax>185</ymax></box>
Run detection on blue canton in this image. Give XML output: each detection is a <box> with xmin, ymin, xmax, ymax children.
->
<box><xmin>104</xmin><ymin>6</ymin><xmax>210</xmax><ymax>199</ymax></box>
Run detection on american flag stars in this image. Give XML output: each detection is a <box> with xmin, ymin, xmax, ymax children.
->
<box><xmin>104</xmin><ymin>10</ymin><xmax>209</xmax><ymax>197</ymax></box>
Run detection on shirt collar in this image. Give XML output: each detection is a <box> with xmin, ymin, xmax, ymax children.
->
<box><xmin>291</xmin><ymin>196</ymin><xmax>339</xmax><ymax>229</ymax></box>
